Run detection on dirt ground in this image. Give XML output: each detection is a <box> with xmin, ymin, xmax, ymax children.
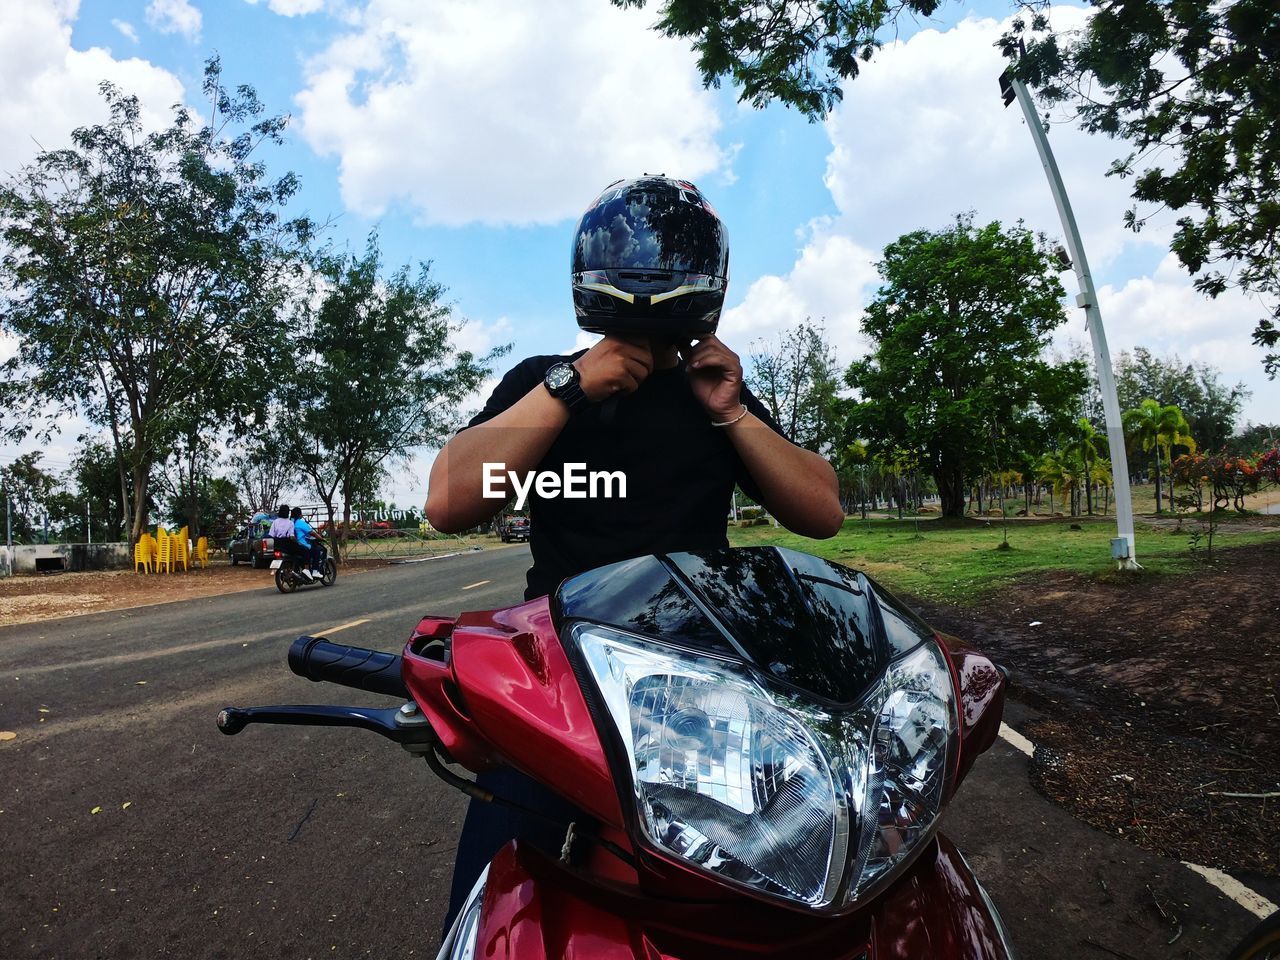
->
<box><xmin>0</xmin><ymin>559</ymin><xmax>389</xmax><ymax>627</ymax></box>
<box><xmin>917</xmin><ymin>537</ymin><xmax>1280</xmax><ymax>884</ymax></box>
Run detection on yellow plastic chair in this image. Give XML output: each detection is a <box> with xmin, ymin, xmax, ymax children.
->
<box><xmin>145</xmin><ymin>532</ymin><xmax>159</xmax><ymax>572</ymax></box>
<box><xmin>195</xmin><ymin>536</ymin><xmax>209</xmax><ymax>569</ymax></box>
<box><xmin>174</xmin><ymin>526</ymin><xmax>189</xmax><ymax>572</ymax></box>
<box><xmin>155</xmin><ymin>528</ymin><xmax>173</xmax><ymax>574</ymax></box>
<box><xmin>133</xmin><ymin>538</ymin><xmax>153</xmax><ymax>573</ymax></box>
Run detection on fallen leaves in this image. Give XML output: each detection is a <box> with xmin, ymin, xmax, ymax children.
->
<box><xmin>0</xmin><ymin>731</ymin><xmax>16</xmax><ymax>742</ymax></box>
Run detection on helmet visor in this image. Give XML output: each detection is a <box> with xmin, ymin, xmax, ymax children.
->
<box><xmin>573</xmin><ymin>182</ymin><xmax>729</xmax><ymax>279</ymax></box>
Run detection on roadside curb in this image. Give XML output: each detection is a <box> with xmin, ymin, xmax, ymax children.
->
<box><xmin>997</xmin><ymin>721</ymin><xmax>1279</xmax><ymax>920</ymax></box>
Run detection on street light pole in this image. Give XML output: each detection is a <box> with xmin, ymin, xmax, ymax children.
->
<box><xmin>1000</xmin><ymin>63</ymin><xmax>1141</xmax><ymax>570</ymax></box>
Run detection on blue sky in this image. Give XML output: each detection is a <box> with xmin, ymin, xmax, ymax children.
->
<box><xmin>2</xmin><ymin>0</ymin><xmax>1276</xmax><ymax>510</ymax></box>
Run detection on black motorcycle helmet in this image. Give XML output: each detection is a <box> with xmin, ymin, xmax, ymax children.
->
<box><xmin>571</xmin><ymin>175</ymin><xmax>729</xmax><ymax>338</ymax></box>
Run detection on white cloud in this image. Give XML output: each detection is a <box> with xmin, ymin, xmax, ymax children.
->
<box><xmin>145</xmin><ymin>0</ymin><xmax>202</xmax><ymax>41</ymax></box>
<box><xmin>111</xmin><ymin>18</ymin><xmax>139</xmax><ymax>43</ymax></box>
<box><xmin>0</xmin><ymin>1</ymin><xmax>185</xmax><ymax>179</ymax></box>
<box><xmin>1086</xmin><ymin>255</ymin><xmax>1280</xmax><ymax>422</ymax></box>
<box><xmin>721</xmin><ymin>231</ymin><xmax>879</xmax><ymax>354</ymax></box>
<box><xmin>294</xmin><ymin>0</ymin><xmax>729</xmax><ymax>226</ymax></box>
<box><xmin>243</xmin><ymin>0</ymin><xmax>325</xmax><ymax>15</ymax></box>
<box><xmin>822</xmin><ymin>9</ymin><xmax>1156</xmax><ymax>266</ymax></box>
<box><xmin>724</xmin><ymin>9</ymin><xmax>1279</xmax><ymax>425</ymax></box>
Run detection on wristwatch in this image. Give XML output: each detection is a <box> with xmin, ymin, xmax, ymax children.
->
<box><xmin>544</xmin><ymin>361</ymin><xmax>589</xmax><ymax>413</ymax></box>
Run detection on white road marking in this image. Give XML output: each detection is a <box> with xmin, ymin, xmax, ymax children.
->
<box><xmin>312</xmin><ymin>618</ymin><xmax>370</xmax><ymax>637</ymax></box>
<box><xmin>462</xmin><ymin>580</ymin><xmax>491</xmax><ymax>590</ymax></box>
<box><xmin>999</xmin><ymin>720</ymin><xmax>1278</xmax><ymax>919</ymax></box>
<box><xmin>998</xmin><ymin>722</ymin><xmax>1035</xmax><ymax>757</ymax></box>
<box><xmin>1181</xmin><ymin>862</ymin><xmax>1280</xmax><ymax>919</ymax></box>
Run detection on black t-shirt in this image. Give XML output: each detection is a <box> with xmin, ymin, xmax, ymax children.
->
<box><xmin>465</xmin><ymin>350</ymin><xmax>785</xmax><ymax>600</ymax></box>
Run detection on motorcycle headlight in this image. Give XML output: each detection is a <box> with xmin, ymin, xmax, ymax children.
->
<box><xmin>572</xmin><ymin>623</ymin><xmax>956</xmax><ymax>912</ymax></box>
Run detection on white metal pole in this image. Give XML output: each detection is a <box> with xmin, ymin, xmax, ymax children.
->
<box><xmin>1004</xmin><ymin>67</ymin><xmax>1141</xmax><ymax>570</ymax></box>
<box><xmin>87</xmin><ymin>502</ymin><xmax>92</xmax><ymax>545</ymax></box>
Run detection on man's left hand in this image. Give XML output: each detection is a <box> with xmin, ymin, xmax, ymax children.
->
<box><xmin>681</xmin><ymin>335</ymin><xmax>743</xmax><ymax>421</ymax></box>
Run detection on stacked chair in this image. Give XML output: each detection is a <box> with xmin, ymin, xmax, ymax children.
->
<box><xmin>134</xmin><ymin>527</ymin><xmax>201</xmax><ymax>574</ymax></box>
<box><xmin>133</xmin><ymin>533</ymin><xmax>155</xmax><ymax>573</ymax></box>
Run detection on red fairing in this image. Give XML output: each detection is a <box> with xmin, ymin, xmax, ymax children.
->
<box><xmin>447</xmin><ymin>598</ymin><xmax>623</xmax><ymax>829</ymax></box>
<box><xmin>939</xmin><ymin>633</ymin><xmax>1006</xmax><ymax>792</ymax></box>
<box><xmin>402</xmin><ymin>616</ymin><xmax>498</xmax><ymax>772</ymax></box>
<box><xmin>472</xmin><ymin>836</ymin><xmax>1012</xmax><ymax>959</ymax></box>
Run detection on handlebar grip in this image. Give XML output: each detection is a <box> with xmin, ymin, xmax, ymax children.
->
<box><xmin>287</xmin><ymin>636</ymin><xmax>410</xmax><ymax>700</ymax></box>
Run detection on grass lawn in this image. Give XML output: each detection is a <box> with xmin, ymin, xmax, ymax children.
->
<box><xmin>726</xmin><ymin>513</ymin><xmax>1280</xmax><ymax>604</ymax></box>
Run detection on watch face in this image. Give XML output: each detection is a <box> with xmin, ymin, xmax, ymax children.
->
<box><xmin>547</xmin><ymin>364</ymin><xmax>574</xmax><ymax>390</ymax></box>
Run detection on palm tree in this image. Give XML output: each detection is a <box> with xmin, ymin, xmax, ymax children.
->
<box><xmin>1123</xmin><ymin>399</ymin><xmax>1196</xmax><ymax>514</ymax></box>
<box><xmin>1063</xmin><ymin>418</ymin><xmax>1105</xmax><ymax>515</ymax></box>
<box><xmin>1036</xmin><ymin>452</ymin><xmax>1076</xmax><ymax>517</ymax></box>
<box><xmin>1091</xmin><ymin>457</ymin><xmax>1113</xmax><ymax>515</ymax></box>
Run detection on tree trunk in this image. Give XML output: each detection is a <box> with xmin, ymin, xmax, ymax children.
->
<box><xmin>129</xmin><ymin>457</ymin><xmax>151</xmax><ymax>545</ymax></box>
<box><xmin>1153</xmin><ymin>452</ymin><xmax>1163</xmax><ymax>514</ymax></box>
<box><xmin>1084</xmin><ymin>454</ymin><xmax>1094</xmax><ymax>515</ymax></box>
<box><xmin>935</xmin><ymin>467</ymin><xmax>966</xmax><ymax>519</ymax></box>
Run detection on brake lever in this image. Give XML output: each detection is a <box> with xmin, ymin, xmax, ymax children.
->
<box><xmin>217</xmin><ymin>701</ymin><xmax>436</xmax><ymax>745</ymax></box>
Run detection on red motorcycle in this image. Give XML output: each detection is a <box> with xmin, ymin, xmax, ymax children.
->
<box><xmin>218</xmin><ymin>546</ymin><xmax>1017</xmax><ymax>959</ymax></box>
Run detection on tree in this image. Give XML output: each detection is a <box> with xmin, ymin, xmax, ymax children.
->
<box><xmin>1122</xmin><ymin>399</ymin><xmax>1196</xmax><ymax>513</ymax></box>
<box><xmin>288</xmin><ymin>234</ymin><xmax>505</xmax><ymax>559</ymax></box>
<box><xmin>1113</xmin><ymin>347</ymin><xmax>1247</xmax><ymax>453</ymax></box>
<box><xmin>230</xmin><ymin>423</ymin><xmax>296</xmax><ymax>516</ymax></box>
<box><xmin>1228</xmin><ymin>422</ymin><xmax>1280</xmax><ymax>456</ymax></box>
<box><xmin>69</xmin><ymin>438</ymin><xmax>131</xmax><ymax>542</ymax></box>
<box><xmin>0</xmin><ymin>59</ymin><xmax>313</xmax><ymax>545</ymax></box>
<box><xmin>747</xmin><ymin>321</ymin><xmax>842</xmax><ymax>453</ymax></box>
<box><xmin>1009</xmin><ymin>0</ymin><xmax>1280</xmax><ymax>376</ymax></box>
<box><xmin>616</xmin><ymin>0</ymin><xmax>1280</xmax><ymax>374</ymax></box>
<box><xmin>0</xmin><ymin>453</ymin><xmax>62</xmax><ymax>542</ymax></box>
<box><xmin>1062</xmin><ymin>417</ymin><xmax>1104</xmax><ymax>515</ymax></box>
<box><xmin>844</xmin><ymin>215</ymin><xmax>1086</xmax><ymax>518</ymax></box>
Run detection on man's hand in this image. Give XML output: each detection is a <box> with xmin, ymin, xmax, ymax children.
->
<box><xmin>681</xmin><ymin>335</ymin><xmax>743</xmax><ymax>421</ymax></box>
<box><xmin>573</xmin><ymin>336</ymin><xmax>654</xmax><ymax>402</ymax></box>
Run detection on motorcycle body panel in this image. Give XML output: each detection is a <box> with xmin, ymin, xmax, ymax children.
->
<box><xmin>465</xmin><ymin>834</ymin><xmax>1013</xmax><ymax>960</ymax></box>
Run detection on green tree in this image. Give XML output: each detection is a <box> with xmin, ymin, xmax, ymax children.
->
<box><xmin>747</xmin><ymin>321</ymin><xmax>842</xmax><ymax>453</ymax></box>
<box><xmin>0</xmin><ymin>453</ymin><xmax>62</xmax><ymax>542</ymax></box>
<box><xmin>1008</xmin><ymin>0</ymin><xmax>1280</xmax><ymax>375</ymax></box>
<box><xmin>1062</xmin><ymin>417</ymin><xmax>1105</xmax><ymax>515</ymax></box>
<box><xmin>617</xmin><ymin>0</ymin><xmax>1280</xmax><ymax>373</ymax></box>
<box><xmin>0</xmin><ymin>59</ymin><xmax>312</xmax><ymax>545</ymax></box>
<box><xmin>1122</xmin><ymin>399</ymin><xmax>1197</xmax><ymax>513</ymax></box>
<box><xmin>1113</xmin><ymin>347</ymin><xmax>1247</xmax><ymax>453</ymax></box>
<box><xmin>69</xmin><ymin>438</ymin><xmax>131</xmax><ymax>542</ymax></box>
<box><xmin>288</xmin><ymin>234</ymin><xmax>505</xmax><ymax>558</ymax></box>
<box><xmin>230</xmin><ymin>422</ymin><xmax>296</xmax><ymax>516</ymax></box>
<box><xmin>1035</xmin><ymin>451</ymin><xmax>1071</xmax><ymax>516</ymax></box>
<box><xmin>845</xmin><ymin>215</ymin><xmax>1086</xmax><ymax>518</ymax></box>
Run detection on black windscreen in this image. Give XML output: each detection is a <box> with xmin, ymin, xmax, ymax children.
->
<box><xmin>557</xmin><ymin>546</ymin><xmax>891</xmax><ymax>706</ymax></box>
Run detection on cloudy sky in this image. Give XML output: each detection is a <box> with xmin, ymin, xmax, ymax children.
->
<box><xmin>1</xmin><ymin>0</ymin><xmax>1276</xmax><ymax>510</ymax></box>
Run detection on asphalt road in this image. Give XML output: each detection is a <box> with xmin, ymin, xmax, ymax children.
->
<box><xmin>0</xmin><ymin>547</ymin><xmax>1267</xmax><ymax>959</ymax></box>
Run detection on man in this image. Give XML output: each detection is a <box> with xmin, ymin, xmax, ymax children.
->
<box><xmin>290</xmin><ymin>507</ymin><xmax>324</xmax><ymax>580</ymax></box>
<box><xmin>424</xmin><ymin>175</ymin><xmax>844</xmax><ymax>933</ymax></box>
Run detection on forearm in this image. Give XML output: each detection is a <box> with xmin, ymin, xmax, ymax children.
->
<box><xmin>726</xmin><ymin>413</ymin><xmax>844</xmax><ymax>538</ymax></box>
<box><xmin>425</xmin><ymin>384</ymin><xmax>570</xmax><ymax>532</ymax></box>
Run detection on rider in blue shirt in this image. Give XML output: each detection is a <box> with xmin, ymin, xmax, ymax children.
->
<box><xmin>290</xmin><ymin>507</ymin><xmax>323</xmax><ymax>579</ymax></box>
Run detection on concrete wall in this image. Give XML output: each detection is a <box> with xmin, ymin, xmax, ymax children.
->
<box><xmin>1</xmin><ymin>542</ymin><xmax>132</xmax><ymax>576</ymax></box>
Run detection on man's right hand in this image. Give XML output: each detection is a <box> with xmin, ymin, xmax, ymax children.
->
<box><xmin>573</xmin><ymin>336</ymin><xmax>654</xmax><ymax>402</ymax></box>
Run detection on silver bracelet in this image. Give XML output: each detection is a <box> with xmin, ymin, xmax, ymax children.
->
<box><xmin>711</xmin><ymin>404</ymin><xmax>749</xmax><ymax>427</ymax></box>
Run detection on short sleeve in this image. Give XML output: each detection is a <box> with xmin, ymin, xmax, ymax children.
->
<box><xmin>463</xmin><ymin>357</ymin><xmax>550</xmax><ymax>430</ymax></box>
<box><xmin>735</xmin><ymin>385</ymin><xmax>788</xmax><ymax>504</ymax></box>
